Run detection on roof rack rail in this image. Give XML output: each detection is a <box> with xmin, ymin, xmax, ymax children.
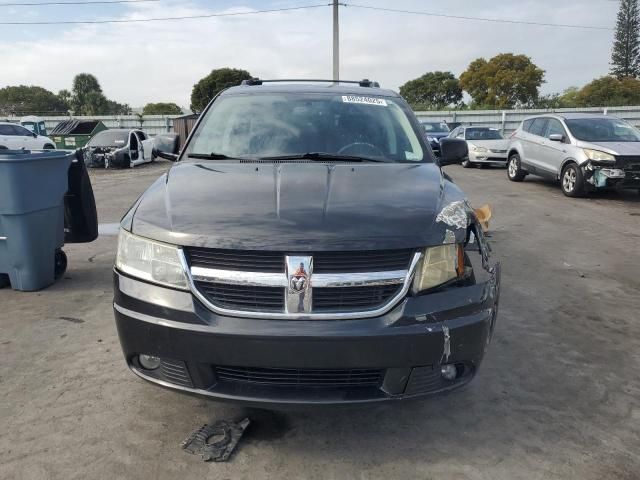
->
<box><xmin>240</xmin><ymin>78</ymin><xmax>381</xmax><ymax>88</ymax></box>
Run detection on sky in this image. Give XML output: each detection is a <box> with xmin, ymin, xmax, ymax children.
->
<box><xmin>0</xmin><ymin>0</ymin><xmax>619</xmax><ymax>110</ymax></box>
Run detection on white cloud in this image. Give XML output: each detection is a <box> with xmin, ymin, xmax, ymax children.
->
<box><xmin>0</xmin><ymin>0</ymin><xmax>617</xmax><ymax>107</ymax></box>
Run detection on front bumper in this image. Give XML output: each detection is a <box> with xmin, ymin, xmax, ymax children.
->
<box><xmin>113</xmin><ymin>259</ymin><xmax>500</xmax><ymax>407</ymax></box>
<box><xmin>468</xmin><ymin>150</ymin><xmax>508</xmax><ymax>164</ymax></box>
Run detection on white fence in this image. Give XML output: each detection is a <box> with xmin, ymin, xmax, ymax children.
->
<box><xmin>6</xmin><ymin>106</ymin><xmax>640</xmax><ymax>137</ymax></box>
<box><xmin>415</xmin><ymin>106</ymin><xmax>640</xmax><ymax>134</ymax></box>
<box><xmin>4</xmin><ymin>114</ymin><xmax>182</xmax><ymax>135</ymax></box>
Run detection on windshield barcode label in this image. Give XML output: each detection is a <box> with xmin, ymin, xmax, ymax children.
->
<box><xmin>342</xmin><ymin>96</ymin><xmax>388</xmax><ymax>106</ymax></box>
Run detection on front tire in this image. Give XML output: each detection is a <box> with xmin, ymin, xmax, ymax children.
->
<box><xmin>462</xmin><ymin>159</ymin><xmax>474</xmax><ymax>168</ymax></box>
<box><xmin>507</xmin><ymin>154</ymin><xmax>526</xmax><ymax>182</ymax></box>
<box><xmin>561</xmin><ymin>163</ymin><xmax>585</xmax><ymax>197</ymax></box>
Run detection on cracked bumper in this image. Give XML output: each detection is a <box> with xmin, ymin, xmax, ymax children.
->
<box><xmin>113</xmin><ymin>264</ymin><xmax>500</xmax><ymax>407</ymax></box>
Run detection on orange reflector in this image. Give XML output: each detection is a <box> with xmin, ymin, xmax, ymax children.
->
<box><xmin>456</xmin><ymin>245</ymin><xmax>465</xmax><ymax>277</ymax></box>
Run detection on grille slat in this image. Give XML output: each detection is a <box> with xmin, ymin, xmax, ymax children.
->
<box><xmin>313</xmin><ymin>285</ymin><xmax>401</xmax><ymax>311</ymax></box>
<box><xmin>215</xmin><ymin>366</ymin><xmax>383</xmax><ymax>387</ymax></box>
<box><xmin>196</xmin><ymin>282</ymin><xmax>284</xmax><ymax>311</ymax></box>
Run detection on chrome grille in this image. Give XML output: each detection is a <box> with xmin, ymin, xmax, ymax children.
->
<box><xmin>183</xmin><ymin>248</ymin><xmax>420</xmax><ymax>319</ymax></box>
<box><xmin>215</xmin><ymin>365</ymin><xmax>383</xmax><ymax>387</ymax></box>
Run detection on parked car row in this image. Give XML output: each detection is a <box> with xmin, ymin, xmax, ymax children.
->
<box><xmin>0</xmin><ymin>121</ymin><xmax>56</xmax><ymax>150</ymax></box>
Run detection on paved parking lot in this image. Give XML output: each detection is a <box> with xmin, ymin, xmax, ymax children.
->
<box><xmin>1</xmin><ymin>161</ymin><xmax>639</xmax><ymax>480</ymax></box>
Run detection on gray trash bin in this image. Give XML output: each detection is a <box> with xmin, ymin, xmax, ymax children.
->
<box><xmin>0</xmin><ymin>150</ymin><xmax>74</xmax><ymax>291</ymax></box>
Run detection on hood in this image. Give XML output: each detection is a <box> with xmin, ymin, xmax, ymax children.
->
<box><xmin>579</xmin><ymin>141</ymin><xmax>640</xmax><ymax>156</ymax></box>
<box><xmin>469</xmin><ymin>139</ymin><xmax>509</xmax><ymax>150</ymax></box>
<box><xmin>130</xmin><ymin>161</ymin><xmax>464</xmax><ymax>251</ymax></box>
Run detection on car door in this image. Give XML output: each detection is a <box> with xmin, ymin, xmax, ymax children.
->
<box><xmin>521</xmin><ymin>118</ymin><xmax>548</xmax><ymax>172</ymax></box>
<box><xmin>537</xmin><ymin>118</ymin><xmax>569</xmax><ymax>176</ymax></box>
<box><xmin>12</xmin><ymin>124</ymin><xmax>39</xmax><ymax>149</ymax></box>
<box><xmin>0</xmin><ymin>124</ymin><xmax>18</xmax><ymax>148</ymax></box>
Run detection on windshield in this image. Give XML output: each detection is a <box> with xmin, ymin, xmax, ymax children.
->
<box><xmin>186</xmin><ymin>93</ymin><xmax>426</xmax><ymax>162</ymax></box>
<box><xmin>565</xmin><ymin>117</ymin><xmax>640</xmax><ymax>142</ymax></box>
<box><xmin>465</xmin><ymin>128</ymin><xmax>504</xmax><ymax>140</ymax></box>
<box><xmin>421</xmin><ymin>122</ymin><xmax>449</xmax><ymax>133</ymax></box>
<box><xmin>88</xmin><ymin>130</ymin><xmax>129</xmax><ymax>147</ymax></box>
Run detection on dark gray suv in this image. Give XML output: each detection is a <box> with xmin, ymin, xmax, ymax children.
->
<box><xmin>113</xmin><ymin>79</ymin><xmax>500</xmax><ymax>407</ymax></box>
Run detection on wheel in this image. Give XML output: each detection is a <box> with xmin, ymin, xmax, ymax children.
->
<box><xmin>43</xmin><ymin>144</ymin><xmax>55</xmax><ymax>150</ymax></box>
<box><xmin>507</xmin><ymin>154</ymin><xmax>526</xmax><ymax>182</ymax></box>
<box><xmin>462</xmin><ymin>159</ymin><xmax>474</xmax><ymax>168</ymax></box>
<box><xmin>0</xmin><ymin>273</ymin><xmax>10</xmax><ymax>288</ymax></box>
<box><xmin>54</xmin><ymin>249</ymin><xmax>67</xmax><ymax>280</ymax></box>
<box><xmin>561</xmin><ymin>163</ymin><xmax>585</xmax><ymax>197</ymax></box>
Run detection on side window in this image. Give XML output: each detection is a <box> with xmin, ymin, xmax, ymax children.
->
<box><xmin>456</xmin><ymin>129</ymin><xmax>465</xmax><ymax>139</ymax></box>
<box><xmin>522</xmin><ymin>119</ymin><xmax>533</xmax><ymax>133</ymax></box>
<box><xmin>529</xmin><ymin>118</ymin><xmax>549</xmax><ymax>137</ymax></box>
<box><xmin>448</xmin><ymin>127</ymin><xmax>458</xmax><ymax>138</ymax></box>
<box><xmin>545</xmin><ymin>119</ymin><xmax>566</xmax><ymax>138</ymax></box>
<box><xmin>13</xmin><ymin>125</ymin><xmax>33</xmax><ymax>136</ymax></box>
<box><xmin>0</xmin><ymin>125</ymin><xmax>14</xmax><ymax>135</ymax></box>
<box><xmin>136</xmin><ymin>131</ymin><xmax>147</xmax><ymax>141</ymax></box>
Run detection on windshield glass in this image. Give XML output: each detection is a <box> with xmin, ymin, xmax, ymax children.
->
<box><xmin>186</xmin><ymin>93</ymin><xmax>426</xmax><ymax>162</ymax></box>
<box><xmin>565</xmin><ymin>117</ymin><xmax>640</xmax><ymax>142</ymax></box>
<box><xmin>465</xmin><ymin>128</ymin><xmax>504</xmax><ymax>140</ymax></box>
<box><xmin>88</xmin><ymin>130</ymin><xmax>129</xmax><ymax>147</ymax></box>
<box><xmin>421</xmin><ymin>122</ymin><xmax>448</xmax><ymax>133</ymax></box>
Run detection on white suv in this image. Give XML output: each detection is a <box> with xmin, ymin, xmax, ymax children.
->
<box><xmin>0</xmin><ymin>122</ymin><xmax>56</xmax><ymax>150</ymax></box>
<box><xmin>507</xmin><ymin>113</ymin><xmax>640</xmax><ymax>197</ymax></box>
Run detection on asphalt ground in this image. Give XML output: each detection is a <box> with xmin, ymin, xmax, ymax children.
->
<box><xmin>1</xmin><ymin>160</ymin><xmax>639</xmax><ymax>480</ymax></box>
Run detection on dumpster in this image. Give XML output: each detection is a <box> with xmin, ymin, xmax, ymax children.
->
<box><xmin>0</xmin><ymin>149</ymin><xmax>97</xmax><ymax>291</ymax></box>
<box><xmin>50</xmin><ymin>119</ymin><xmax>108</xmax><ymax>150</ymax></box>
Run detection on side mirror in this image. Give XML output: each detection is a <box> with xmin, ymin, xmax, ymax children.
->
<box><xmin>549</xmin><ymin>133</ymin><xmax>564</xmax><ymax>142</ymax></box>
<box><xmin>438</xmin><ymin>138</ymin><xmax>468</xmax><ymax>166</ymax></box>
<box><xmin>152</xmin><ymin>133</ymin><xmax>180</xmax><ymax>162</ymax></box>
<box><xmin>32</xmin><ymin>132</ymin><xmax>38</xmax><ymax>138</ymax></box>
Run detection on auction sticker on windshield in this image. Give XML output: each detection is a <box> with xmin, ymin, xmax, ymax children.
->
<box><xmin>342</xmin><ymin>95</ymin><xmax>388</xmax><ymax>106</ymax></box>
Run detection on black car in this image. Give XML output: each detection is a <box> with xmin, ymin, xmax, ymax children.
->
<box><xmin>420</xmin><ymin>121</ymin><xmax>450</xmax><ymax>155</ymax></box>
<box><xmin>113</xmin><ymin>79</ymin><xmax>501</xmax><ymax>407</ymax></box>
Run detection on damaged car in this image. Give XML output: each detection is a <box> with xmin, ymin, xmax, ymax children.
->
<box><xmin>113</xmin><ymin>79</ymin><xmax>501</xmax><ymax>407</ymax></box>
<box><xmin>507</xmin><ymin>113</ymin><xmax>640</xmax><ymax>196</ymax></box>
<box><xmin>83</xmin><ymin>128</ymin><xmax>154</xmax><ymax>168</ymax></box>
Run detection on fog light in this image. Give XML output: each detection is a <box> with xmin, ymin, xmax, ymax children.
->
<box><xmin>139</xmin><ymin>354</ymin><xmax>161</xmax><ymax>370</ymax></box>
<box><xmin>441</xmin><ymin>364</ymin><xmax>457</xmax><ymax>381</ymax></box>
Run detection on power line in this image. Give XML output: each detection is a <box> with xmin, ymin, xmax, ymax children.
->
<box><xmin>345</xmin><ymin>3</ymin><xmax>615</xmax><ymax>31</ymax></box>
<box><xmin>0</xmin><ymin>0</ymin><xmax>158</xmax><ymax>6</ymax></box>
<box><xmin>0</xmin><ymin>3</ymin><xmax>329</xmax><ymax>24</ymax></box>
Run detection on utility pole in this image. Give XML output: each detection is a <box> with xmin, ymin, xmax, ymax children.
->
<box><xmin>332</xmin><ymin>0</ymin><xmax>340</xmax><ymax>81</ymax></box>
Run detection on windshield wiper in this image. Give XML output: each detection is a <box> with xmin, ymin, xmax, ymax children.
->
<box><xmin>187</xmin><ymin>152</ymin><xmax>245</xmax><ymax>160</ymax></box>
<box><xmin>259</xmin><ymin>152</ymin><xmax>385</xmax><ymax>162</ymax></box>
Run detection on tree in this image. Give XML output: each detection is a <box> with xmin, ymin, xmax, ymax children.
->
<box><xmin>574</xmin><ymin>75</ymin><xmax>640</xmax><ymax>106</ymax></box>
<box><xmin>459</xmin><ymin>53</ymin><xmax>545</xmax><ymax>109</ymax></box>
<box><xmin>611</xmin><ymin>0</ymin><xmax>640</xmax><ymax>78</ymax></box>
<box><xmin>532</xmin><ymin>87</ymin><xmax>580</xmax><ymax>109</ymax></box>
<box><xmin>57</xmin><ymin>89</ymin><xmax>72</xmax><ymax>108</ymax></box>
<box><xmin>0</xmin><ymin>85</ymin><xmax>69</xmax><ymax>115</ymax></box>
<box><xmin>71</xmin><ymin>73</ymin><xmax>103</xmax><ymax>114</ymax></box>
<box><xmin>399</xmin><ymin>71</ymin><xmax>462</xmax><ymax>110</ymax></box>
<box><xmin>142</xmin><ymin>102</ymin><xmax>183</xmax><ymax>115</ymax></box>
<box><xmin>190</xmin><ymin>68</ymin><xmax>252</xmax><ymax>112</ymax></box>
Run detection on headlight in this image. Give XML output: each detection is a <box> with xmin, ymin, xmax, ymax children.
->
<box><xmin>116</xmin><ymin>229</ymin><xmax>188</xmax><ymax>290</ymax></box>
<box><xmin>583</xmin><ymin>149</ymin><xmax>615</xmax><ymax>162</ymax></box>
<box><xmin>412</xmin><ymin>244</ymin><xmax>465</xmax><ymax>293</ymax></box>
<box><xmin>471</xmin><ymin>145</ymin><xmax>488</xmax><ymax>153</ymax></box>
<box><xmin>427</xmin><ymin>136</ymin><xmax>436</xmax><ymax>142</ymax></box>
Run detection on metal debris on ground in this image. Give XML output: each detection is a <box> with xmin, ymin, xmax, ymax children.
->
<box><xmin>181</xmin><ymin>418</ymin><xmax>250</xmax><ymax>462</ymax></box>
